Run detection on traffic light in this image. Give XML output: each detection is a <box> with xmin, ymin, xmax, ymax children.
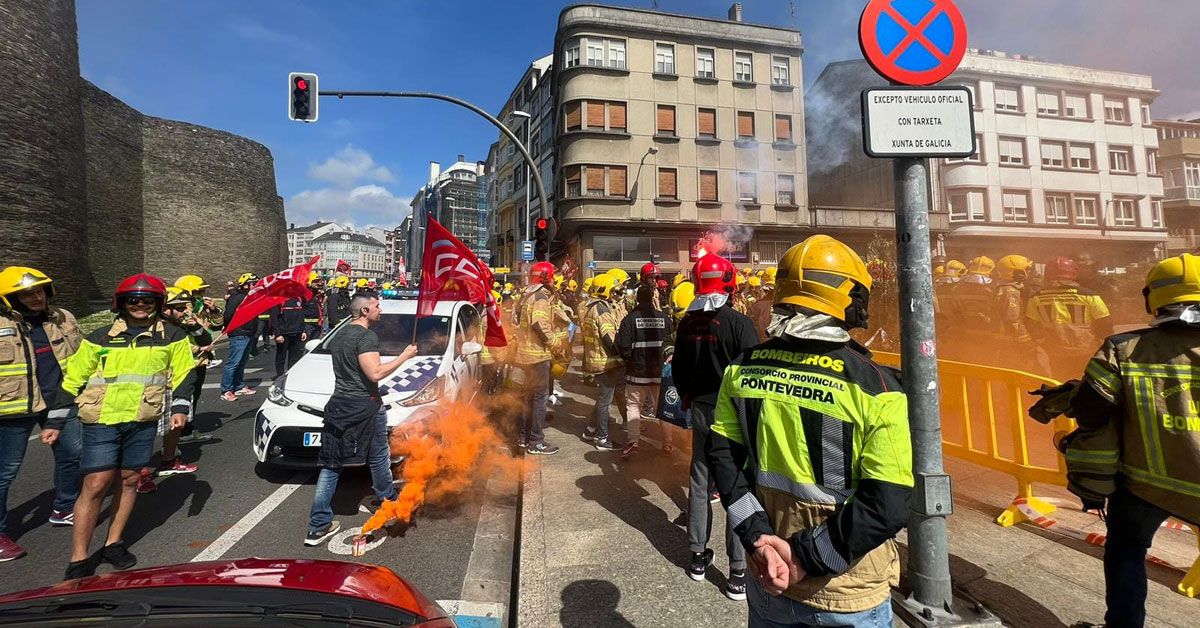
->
<box><xmin>534</xmin><ymin>217</ymin><xmax>553</xmax><ymax>261</ymax></box>
<box><xmin>288</xmin><ymin>72</ymin><xmax>319</xmax><ymax>122</ymax></box>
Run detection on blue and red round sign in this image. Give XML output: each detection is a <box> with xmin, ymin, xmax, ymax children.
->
<box><xmin>859</xmin><ymin>0</ymin><xmax>968</xmax><ymax>86</ymax></box>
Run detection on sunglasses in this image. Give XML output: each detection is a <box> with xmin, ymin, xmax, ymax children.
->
<box><xmin>125</xmin><ymin>297</ymin><xmax>159</xmax><ymax>307</ymax></box>
<box><xmin>167</xmin><ymin>304</ymin><xmax>189</xmax><ymax>312</ymax></box>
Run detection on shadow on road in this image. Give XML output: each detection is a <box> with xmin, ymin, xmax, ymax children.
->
<box><xmin>6</xmin><ymin>489</ymin><xmax>53</xmax><ymax>542</ymax></box>
<box><xmin>123</xmin><ymin>475</ymin><xmax>213</xmax><ymax>547</ymax></box>
<box><xmin>559</xmin><ymin>579</ymin><xmax>636</xmax><ymax>627</ymax></box>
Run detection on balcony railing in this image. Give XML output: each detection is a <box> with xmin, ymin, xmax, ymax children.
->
<box><xmin>1165</xmin><ymin>186</ymin><xmax>1200</xmax><ymax>202</ymax></box>
<box><xmin>809</xmin><ymin>206</ymin><xmax>950</xmax><ymax>232</ymax></box>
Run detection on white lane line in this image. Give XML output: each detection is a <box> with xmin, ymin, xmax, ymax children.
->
<box><xmin>202</xmin><ymin>381</ymin><xmax>266</xmax><ymax>390</ymax></box>
<box><xmin>190</xmin><ymin>470</ymin><xmax>312</xmax><ymax>562</ymax></box>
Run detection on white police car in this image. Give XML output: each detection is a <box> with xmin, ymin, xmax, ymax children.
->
<box><xmin>252</xmin><ymin>299</ymin><xmax>483</xmax><ymax>468</ymax></box>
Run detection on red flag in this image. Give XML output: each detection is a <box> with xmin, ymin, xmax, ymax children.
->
<box><xmin>225</xmin><ymin>256</ymin><xmax>319</xmax><ymax>334</ymax></box>
<box><xmin>336</xmin><ymin>259</ymin><xmax>352</xmax><ymax>274</ymax></box>
<box><xmin>418</xmin><ymin>219</ymin><xmax>507</xmax><ymax>347</ymax></box>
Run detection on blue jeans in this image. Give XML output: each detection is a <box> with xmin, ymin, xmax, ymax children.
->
<box><xmin>221</xmin><ymin>335</ymin><xmax>253</xmax><ymax>393</ymax></box>
<box><xmin>591</xmin><ymin>368</ymin><xmax>623</xmax><ymax>441</ymax></box>
<box><xmin>1104</xmin><ymin>487</ymin><xmax>1171</xmax><ymax>628</ymax></box>
<box><xmin>748</xmin><ymin>577</ymin><xmax>893</xmax><ymax>628</ymax></box>
<box><xmin>308</xmin><ymin>408</ymin><xmax>398</xmax><ymax>533</ymax></box>
<box><xmin>0</xmin><ymin>415</ymin><xmax>38</xmax><ymax>534</ymax></box>
<box><xmin>80</xmin><ymin>421</ymin><xmax>156</xmax><ymax>474</ymax></box>
<box><xmin>51</xmin><ymin>415</ymin><xmax>82</xmax><ymax>512</ymax></box>
<box><xmin>521</xmin><ymin>361</ymin><xmax>550</xmax><ymax>445</ymax></box>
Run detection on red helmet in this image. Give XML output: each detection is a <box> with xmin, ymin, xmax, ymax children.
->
<box><xmin>530</xmin><ymin>261</ymin><xmax>555</xmax><ymax>286</ymax></box>
<box><xmin>693</xmin><ymin>254</ymin><xmax>737</xmax><ymax>296</ymax></box>
<box><xmin>1046</xmin><ymin>256</ymin><xmax>1078</xmax><ymax>281</ymax></box>
<box><xmin>640</xmin><ymin>262</ymin><xmax>660</xmax><ymax>282</ymax></box>
<box><xmin>656</xmin><ymin>279</ymin><xmax>669</xmax><ymax>290</ymax></box>
<box><xmin>112</xmin><ymin>273</ymin><xmax>167</xmax><ymax>312</ymax></box>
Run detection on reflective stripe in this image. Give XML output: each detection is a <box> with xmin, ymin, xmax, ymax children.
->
<box><xmin>632</xmin><ymin>341</ymin><xmax>663</xmax><ymax>348</ymax></box>
<box><xmin>1065</xmin><ymin>449</ymin><xmax>1119</xmax><ymax>465</ymax></box>
<box><xmin>1122</xmin><ymin>464</ymin><xmax>1200</xmax><ymax>499</ymax></box>
<box><xmin>727</xmin><ymin>492</ymin><xmax>765</xmax><ymax>529</ymax></box>
<box><xmin>627</xmin><ymin>376</ymin><xmax>661</xmax><ymax>385</ymax></box>
<box><xmin>699</xmin><ymin>270</ymin><xmax>724</xmax><ymax>279</ymax></box>
<box><xmin>820</xmin><ymin>414</ymin><xmax>849</xmax><ymax>490</ymax></box>
<box><xmin>1133</xmin><ymin>376</ymin><xmax>1168</xmax><ymax>476</ymax></box>
<box><xmin>0</xmin><ymin>399</ymin><xmax>29</xmax><ymax>412</ymax></box>
<box><xmin>1124</xmin><ymin>363</ymin><xmax>1200</xmax><ymax>379</ymax></box>
<box><xmin>809</xmin><ymin>525</ymin><xmax>850</xmax><ymax>573</ymax></box>
<box><xmin>46</xmin><ymin>407</ymin><xmax>73</xmax><ymax>419</ymax></box>
<box><xmin>0</xmin><ymin>364</ymin><xmax>29</xmax><ymax>376</ymax></box>
<box><xmin>86</xmin><ymin>373</ymin><xmax>169</xmax><ymax>387</ymax></box>
<box><xmin>756</xmin><ymin>470</ymin><xmax>848</xmax><ymax>504</ymax></box>
<box><xmin>1085</xmin><ymin>360</ymin><xmax>1120</xmax><ymax>400</ymax></box>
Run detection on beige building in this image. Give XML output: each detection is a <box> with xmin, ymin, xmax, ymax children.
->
<box><xmin>286</xmin><ymin>221</ymin><xmax>344</xmax><ymax>266</ymax></box>
<box><xmin>1156</xmin><ymin>118</ymin><xmax>1200</xmax><ymax>254</ymax></box>
<box><xmin>310</xmin><ymin>231</ymin><xmax>387</xmax><ymax>280</ymax></box>
<box><xmin>553</xmin><ymin>3</ymin><xmax>809</xmax><ymax>276</ymax></box>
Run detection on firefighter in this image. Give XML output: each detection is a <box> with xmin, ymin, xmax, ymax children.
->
<box><xmin>933</xmin><ymin>259</ymin><xmax>965</xmax><ymax>327</ymax></box>
<box><xmin>326</xmin><ymin>276</ymin><xmax>351</xmax><ymax>328</ymax></box>
<box><xmin>268</xmin><ymin>292</ymin><xmax>308</xmax><ymax>378</ymax></box>
<box><xmin>993</xmin><ymin>255</ymin><xmax>1034</xmax><ymax>366</ymax></box>
<box><xmin>0</xmin><ymin>267</ymin><xmax>82</xmax><ymax>561</ymax></box>
<box><xmin>1057</xmin><ymin>254</ymin><xmax>1200</xmax><ymax>628</ymax></box>
<box><xmin>670</xmin><ymin>280</ymin><xmax>696</xmax><ymax>321</ymax></box>
<box><xmin>747</xmin><ymin>271</ymin><xmax>775</xmax><ymax>342</ymax></box>
<box><xmin>581</xmin><ymin>274</ymin><xmax>623</xmax><ymax>451</ymax></box>
<box><xmin>302</xmin><ymin>272</ymin><xmax>324</xmax><ymax>339</ymax></box>
<box><xmin>172</xmin><ymin>276</ymin><xmax>220</xmax><ymax>443</ymax></box>
<box><xmin>673</xmin><ymin>252</ymin><xmax>759</xmax><ymax>598</ymax></box>
<box><xmin>514</xmin><ymin>262</ymin><xmax>564</xmax><ymax>455</ymax></box>
<box><xmin>46</xmin><ymin>274</ymin><xmax>198</xmax><ymax>579</ymax></box>
<box><xmin>617</xmin><ymin>284</ymin><xmax>672</xmax><ymax>458</ymax></box>
<box><xmin>547</xmin><ymin>285</ymin><xmax>574</xmax><ymax>410</ymax></box>
<box><xmin>944</xmin><ymin>256</ymin><xmax>995</xmax><ymax>361</ymax></box>
<box><xmin>1026</xmin><ymin>256</ymin><xmax>1113</xmax><ymax>379</ymax></box>
<box><xmin>706</xmin><ymin>235</ymin><xmax>913</xmax><ymax>623</ymax></box>
<box><xmin>174</xmin><ymin>275</ymin><xmax>222</xmax><ymax>332</ymax></box>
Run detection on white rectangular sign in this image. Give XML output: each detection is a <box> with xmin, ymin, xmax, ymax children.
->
<box><xmin>861</xmin><ymin>86</ymin><xmax>976</xmax><ymax>158</ymax></box>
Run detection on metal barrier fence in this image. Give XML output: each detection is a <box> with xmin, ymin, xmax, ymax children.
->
<box><xmin>873</xmin><ymin>351</ymin><xmax>1199</xmax><ymax>598</ymax></box>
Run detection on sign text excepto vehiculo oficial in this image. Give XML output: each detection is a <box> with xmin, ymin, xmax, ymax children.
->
<box><xmin>861</xmin><ymin>86</ymin><xmax>976</xmax><ymax>158</ymax></box>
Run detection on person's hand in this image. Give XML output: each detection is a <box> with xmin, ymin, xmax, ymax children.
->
<box><xmin>170</xmin><ymin>413</ymin><xmax>188</xmax><ymax>430</ymax></box>
<box><xmin>400</xmin><ymin>345</ymin><xmax>419</xmax><ymax>361</ymax></box>
<box><xmin>202</xmin><ymin>297</ymin><xmax>215</xmax><ymax>309</ymax></box>
<box><xmin>301</xmin><ymin>332</ymin><xmax>308</xmax><ymax>342</ymax></box>
<box><xmin>759</xmin><ymin>534</ymin><xmax>807</xmax><ymax>587</ymax></box>
<box><xmin>750</xmin><ymin>535</ymin><xmax>791</xmax><ymax>596</ymax></box>
<box><xmin>274</xmin><ymin>335</ymin><xmax>285</xmax><ymax>344</ymax></box>
<box><xmin>40</xmin><ymin>429</ymin><xmax>60</xmax><ymax>445</ymax></box>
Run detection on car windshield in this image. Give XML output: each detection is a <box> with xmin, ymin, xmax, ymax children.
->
<box><xmin>314</xmin><ymin>314</ymin><xmax>452</xmax><ymax>356</ymax></box>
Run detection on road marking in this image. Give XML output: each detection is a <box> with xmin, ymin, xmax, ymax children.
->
<box><xmin>190</xmin><ymin>470</ymin><xmax>311</xmax><ymax>562</ymax></box>
<box><xmin>327</xmin><ymin>526</ymin><xmax>387</xmax><ymax>555</ymax></box>
<box><xmin>436</xmin><ymin>600</ymin><xmax>504</xmax><ymax>628</ymax></box>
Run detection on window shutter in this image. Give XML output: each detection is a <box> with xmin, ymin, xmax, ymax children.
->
<box><xmin>658</xmin><ymin>169</ymin><xmax>677</xmax><ymax>198</ymax></box>
<box><xmin>587</xmin><ymin>167</ymin><xmax>605</xmax><ymax>193</ymax></box>
<box><xmin>586</xmin><ymin>101</ymin><xmax>605</xmax><ymax>129</ymax></box>
<box><xmin>609</xmin><ymin>102</ymin><xmax>627</xmax><ymax>130</ymax></box>
<box><xmin>565</xmin><ymin>102</ymin><xmax>582</xmax><ymax>130</ymax></box>
<box><xmin>700</xmin><ymin>171</ymin><xmax>718</xmax><ymax>201</ymax></box>
<box><xmin>608</xmin><ymin>166</ymin><xmax>627</xmax><ymax>196</ymax></box>
<box><xmin>778</xmin><ymin>175</ymin><xmax>794</xmax><ymax>193</ymax></box>
<box><xmin>738</xmin><ymin>172</ymin><xmax>756</xmax><ymax>199</ymax></box>
<box><xmin>775</xmin><ymin>115</ymin><xmax>792</xmax><ymax>142</ymax></box>
<box><xmin>737</xmin><ymin>111</ymin><xmax>754</xmax><ymax>138</ymax></box>
<box><xmin>656</xmin><ymin>105</ymin><xmax>676</xmax><ymax>134</ymax></box>
<box><xmin>698</xmin><ymin>108</ymin><xmax>716</xmax><ymax>137</ymax></box>
<box><xmin>565</xmin><ymin>165</ymin><xmax>581</xmax><ymax>183</ymax></box>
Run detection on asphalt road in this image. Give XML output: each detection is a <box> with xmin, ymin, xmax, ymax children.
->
<box><xmin>1</xmin><ymin>343</ymin><xmax>484</xmax><ymax>603</ymax></box>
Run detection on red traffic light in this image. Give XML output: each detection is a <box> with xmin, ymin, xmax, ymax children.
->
<box><xmin>535</xmin><ymin>218</ymin><xmax>549</xmax><ymax>230</ymax></box>
<box><xmin>296</xmin><ymin>78</ymin><xmax>308</xmax><ymax>90</ymax></box>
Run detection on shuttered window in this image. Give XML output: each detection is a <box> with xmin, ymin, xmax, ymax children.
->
<box><xmin>609</xmin><ymin>102</ymin><xmax>627</xmax><ymax>131</ymax></box>
<box><xmin>586</xmin><ymin>101</ymin><xmax>605</xmax><ymax>129</ymax></box>
<box><xmin>564</xmin><ymin>165</ymin><xmax>582</xmax><ymax>196</ymax></box>
<box><xmin>775</xmin><ymin>115</ymin><xmax>792</xmax><ymax>142</ymax></box>
<box><xmin>608</xmin><ymin>166</ymin><xmax>627</xmax><ymax>196</ymax></box>
<box><xmin>738</xmin><ymin>172</ymin><xmax>757</xmax><ymax>203</ymax></box>
<box><xmin>776</xmin><ymin>175</ymin><xmax>795</xmax><ymax>206</ymax></box>
<box><xmin>697</xmin><ymin>108</ymin><xmax>716</xmax><ymax>138</ymax></box>
<box><xmin>737</xmin><ymin>111</ymin><xmax>755</xmax><ymax>139</ymax></box>
<box><xmin>658</xmin><ymin>168</ymin><xmax>677</xmax><ymax>199</ymax></box>
<box><xmin>699</xmin><ymin>170</ymin><xmax>718</xmax><ymax>202</ymax></box>
<box><xmin>586</xmin><ymin>167</ymin><xmax>605</xmax><ymax>195</ymax></box>
<box><xmin>656</xmin><ymin>105</ymin><xmax>676</xmax><ymax>135</ymax></box>
<box><xmin>565</xmin><ymin>102</ymin><xmax>582</xmax><ymax>130</ymax></box>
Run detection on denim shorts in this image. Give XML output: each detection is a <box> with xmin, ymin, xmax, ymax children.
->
<box><xmin>81</xmin><ymin>421</ymin><xmax>157</xmax><ymax>474</ymax></box>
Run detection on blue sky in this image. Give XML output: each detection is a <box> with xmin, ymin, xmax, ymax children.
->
<box><xmin>77</xmin><ymin>0</ymin><xmax>1199</xmax><ymax>229</ymax></box>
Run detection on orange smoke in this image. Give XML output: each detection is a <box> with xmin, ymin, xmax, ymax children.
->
<box><xmin>361</xmin><ymin>395</ymin><xmax>527</xmax><ymax>535</ymax></box>
<box><xmin>695</xmin><ymin>232</ymin><xmax>730</xmax><ymax>259</ymax></box>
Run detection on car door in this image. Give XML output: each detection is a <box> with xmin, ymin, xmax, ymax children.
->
<box><xmin>449</xmin><ymin>304</ymin><xmax>482</xmax><ymax>401</ymax></box>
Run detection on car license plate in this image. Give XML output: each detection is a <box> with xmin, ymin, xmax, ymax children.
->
<box><xmin>303</xmin><ymin>432</ymin><xmax>322</xmax><ymax>447</ymax></box>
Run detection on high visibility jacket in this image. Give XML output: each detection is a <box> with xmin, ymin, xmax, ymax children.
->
<box><xmin>581</xmin><ymin>299</ymin><xmax>621</xmax><ymax>373</ymax></box>
<box><xmin>1025</xmin><ymin>281</ymin><xmax>1111</xmax><ymax>352</ymax></box>
<box><xmin>58</xmin><ymin>317</ymin><xmax>198</xmax><ymax>426</ymax></box>
<box><xmin>552</xmin><ymin>301</ymin><xmax>573</xmax><ymax>363</ymax></box>
<box><xmin>616</xmin><ymin>305</ymin><xmax>671</xmax><ymax>383</ymax></box>
<box><xmin>994</xmin><ymin>283</ymin><xmax>1030</xmax><ymax>343</ymax></box>
<box><xmin>0</xmin><ymin>307</ymin><xmax>81</xmax><ymax>418</ymax></box>
<box><xmin>1067</xmin><ymin>322</ymin><xmax>1200</xmax><ymax>525</ymax></box>
<box><xmin>932</xmin><ymin>277</ymin><xmax>958</xmax><ymax>317</ymax></box>
<box><xmin>708</xmin><ymin>338</ymin><xmax>914</xmax><ymax>612</ymax></box>
<box><xmin>514</xmin><ymin>286</ymin><xmax>555</xmax><ymax>366</ymax></box>
<box><xmin>946</xmin><ymin>275</ymin><xmax>995</xmax><ymax>328</ymax></box>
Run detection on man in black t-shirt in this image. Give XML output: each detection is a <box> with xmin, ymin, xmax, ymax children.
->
<box><xmin>305</xmin><ymin>293</ymin><xmax>417</xmax><ymax>546</ymax></box>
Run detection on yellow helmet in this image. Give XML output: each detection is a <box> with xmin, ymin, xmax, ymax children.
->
<box><xmin>966</xmin><ymin>256</ymin><xmax>995</xmax><ymax>277</ymax></box>
<box><xmin>735</xmin><ymin>273</ymin><xmax>746</xmax><ymax>286</ymax></box>
<box><xmin>493</xmin><ymin>281</ymin><xmax>501</xmax><ymax>290</ymax></box>
<box><xmin>491</xmin><ymin>289</ymin><xmax>502</xmax><ymax>302</ymax></box>
<box><xmin>741</xmin><ymin>267</ymin><xmax>754</xmax><ymax>276</ymax></box>
<box><xmin>308</xmin><ymin>271</ymin><xmax>320</xmax><ymax>285</ymax></box>
<box><xmin>568</xmin><ymin>279</ymin><xmax>578</xmax><ymax>292</ymax></box>
<box><xmin>606</xmin><ymin>268</ymin><xmax>629</xmax><ymax>284</ymax></box>
<box><xmin>238</xmin><ymin>273</ymin><xmax>259</xmax><ymax>286</ymax></box>
<box><xmin>763</xmin><ymin>267</ymin><xmax>778</xmax><ymax>285</ymax></box>
<box><xmin>175</xmin><ymin>275</ymin><xmax>209</xmax><ymax>293</ymax></box>
<box><xmin>0</xmin><ymin>266</ymin><xmax>54</xmax><ymax>309</ymax></box>
<box><xmin>944</xmin><ymin>260</ymin><xmax>967</xmax><ymax>279</ymax></box>
<box><xmin>775</xmin><ymin>235</ymin><xmax>872</xmax><ymax>326</ymax></box>
<box><xmin>382</xmin><ymin>282</ymin><xmax>394</xmax><ymax>290</ymax></box>
<box><xmin>165</xmin><ymin>286</ymin><xmax>191</xmax><ymax>306</ymax></box>
<box><xmin>551</xmin><ymin>361</ymin><xmax>568</xmax><ymax>379</ymax></box>
<box><xmin>670</xmin><ymin>281</ymin><xmax>696</xmax><ymax>320</ymax></box>
<box><xmin>1145</xmin><ymin>254</ymin><xmax>1200</xmax><ymax>313</ymax></box>
<box><xmin>591</xmin><ymin>274</ymin><xmax>617</xmax><ymax>299</ymax></box>
<box><xmin>672</xmin><ymin>274</ymin><xmax>685</xmax><ymax>288</ymax></box>
<box><xmin>503</xmin><ymin>282</ymin><xmax>514</xmax><ymax>293</ymax></box>
<box><xmin>933</xmin><ymin>265</ymin><xmax>946</xmax><ymax>280</ymax></box>
<box><xmin>331</xmin><ymin>276</ymin><xmax>350</xmax><ymax>289</ymax></box>
<box><xmin>748</xmin><ymin>276</ymin><xmax>762</xmax><ymax>288</ymax></box>
<box><xmin>582</xmin><ymin>277</ymin><xmax>594</xmax><ymax>292</ymax></box>
<box><xmin>355</xmin><ymin>278</ymin><xmax>369</xmax><ymax>289</ymax></box>
<box><xmin>553</xmin><ymin>274</ymin><xmax>565</xmax><ymax>289</ymax></box>
<box><xmin>995</xmin><ymin>255</ymin><xmax>1033</xmax><ymax>284</ymax></box>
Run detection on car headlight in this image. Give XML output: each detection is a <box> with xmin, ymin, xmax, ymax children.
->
<box><xmin>267</xmin><ymin>375</ymin><xmax>293</xmax><ymax>406</ymax></box>
<box><xmin>399</xmin><ymin>375</ymin><xmax>445</xmax><ymax>407</ymax></box>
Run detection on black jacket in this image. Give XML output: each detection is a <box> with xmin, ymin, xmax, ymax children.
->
<box><xmin>617</xmin><ymin>305</ymin><xmax>672</xmax><ymax>383</ymax></box>
<box><xmin>269</xmin><ymin>297</ymin><xmax>307</xmax><ymax>336</ymax></box>
<box><xmin>302</xmin><ymin>295</ymin><xmax>322</xmax><ymax>335</ymax></box>
<box><xmin>672</xmin><ymin>304</ymin><xmax>760</xmax><ymax>407</ymax></box>
<box><xmin>223</xmin><ymin>291</ymin><xmax>257</xmax><ymax>336</ymax></box>
<box><xmin>326</xmin><ymin>290</ymin><xmax>350</xmax><ymax>327</ymax></box>
<box><xmin>318</xmin><ymin>394</ymin><xmax>382</xmax><ymax>469</ymax></box>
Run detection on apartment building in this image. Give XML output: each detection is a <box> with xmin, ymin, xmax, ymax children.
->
<box><xmin>285</xmin><ymin>221</ymin><xmax>344</xmax><ymax>266</ymax></box>
<box><xmin>407</xmin><ymin>157</ymin><xmax>489</xmax><ymax>279</ymax></box>
<box><xmin>1156</xmin><ymin>118</ymin><xmax>1200</xmax><ymax>254</ymax></box>
<box><xmin>552</xmin><ymin>3</ymin><xmax>809</xmax><ymax>275</ymax></box>
<box><xmin>310</xmin><ymin>231</ymin><xmax>387</xmax><ymax>279</ymax></box>
<box><xmin>808</xmin><ymin>51</ymin><xmax>1166</xmax><ymax>264</ymax></box>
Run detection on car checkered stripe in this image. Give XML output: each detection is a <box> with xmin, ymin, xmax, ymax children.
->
<box><xmin>378</xmin><ymin>356</ymin><xmax>443</xmax><ymax>399</ymax></box>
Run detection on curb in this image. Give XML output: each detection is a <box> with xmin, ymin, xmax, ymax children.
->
<box><xmin>515</xmin><ymin>454</ymin><xmax>547</xmax><ymax>627</ymax></box>
<box><xmin>444</xmin><ymin>472</ymin><xmax>520</xmax><ymax>628</ymax></box>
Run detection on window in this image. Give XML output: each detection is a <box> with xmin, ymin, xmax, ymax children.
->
<box><xmin>1112</xmin><ymin>198</ymin><xmax>1137</xmax><ymax>227</ymax></box>
<box><xmin>609</xmin><ymin>102</ymin><xmax>627</xmax><ymax>131</ymax></box>
<box><xmin>696</xmin><ymin>48</ymin><xmax>715</xmax><ymax>78</ymax></box>
<box><xmin>563</xmin><ymin>165</ymin><xmax>626</xmax><ymax>197</ymax></box>
<box><xmin>1109</xmin><ymin>146</ymin><xmax>1132</xmax><ymax>173</ymax></box>
<box><xmin>948</xmin><ymin>190</ymin><xmax>985</xmax><ymax>222</ymax></box>
<box><xmin>1147</xmin><ymin>148</ymin><xmax>1159</xmax><ymax>175</ymax></box>
<box><xmin>737</xmin><ymin>172</ymin><xmax>758</xmax><ymax>203</ymax></box>
<box><xmin>958</xmin><ymin>82</ymin><xmax>978</xmax><ymax>107</ymax></box>
<box><xmin>775</xmin><ymin>115</ymin><xmax>792</xmax><ymax>143</ymax></box>
<box><xmin>734</xmin><ymin>52</ymin><xmax>753</xmax><ymax>82</ymax></box>
<box><xmin>1040</xmin><ymin>141</ymin><xmax>1065</xmax><ymax>168</ymax></box>
<box><xmin>995</xmin><ymin>86</ymin><xmax>1021</xmax><ymax>112</ymax></box>
<box><xmin>999</xmin><ymin>137</ymin><xmax>1025</xmax><ymax>165</ymax></box>
<box><xmin>1187</xmin><ymin>162</ymin><xmax>1200</xmax><ymax>199</ymax></box>
<box><xmin>1142</xmin><ymin>104</ymin><xmax>1152</xmax><ymax>125</ymax></box>
<box><xmin>608</xmin><ymin>166</ymin><xmax>627</xmax><ymax>197</ymax></box>
<box><xmin>758</xmin><ymin>241</ymin><xmax>793</xmax><ymax>264</ymax></box>
<box><xmin>655</xmin><ymin>43</ymin><xmax>675</xmax><ymax>75</ymax></box>
<box><xmin>1002</xmin><ymin>191</ymin><xmax>1030</xmax><ymax>223</ymax></box>
<box><xmin>593</xmin><ymin>236</ymin><xmax>677</xmax><ymax>262</ymax></box>
<box><xmin>737</xmin><ymin>111</ymin><xmax>755</xmax><ymax>139</ymax></box>
<box><xmin>568</xmin><ymin>37</ymin><xmax>625</xmax><ymax>69</ymax></box>
<box><xmin>947</xmin><ymin>134</ymin><xmax>983</xmax><ymax>163</ymax></box>
<box><xmin>1074</xmin><ymin>197</ymin><xmax>1099</xmax><ymax>225</ymax></box>
<box><xmin>1037</xmin><ymin>91</ymin><xmax>1061</xmax><ymax>116</ymax></box>
<box><xmin>1151</xmin><ymin>199</ymin><xmax>1164</xmax><ymax>228</ymax></box>
<box><xmin>586</xmin><ymin>39</ymin><xmax>604</xmax><ymax>66</ymax></box>
<box><xmin>564</xmin><ymin>165</ymin><xmax>581</xmax><ymax>196</ymax></box>
<box><xmin>771</xmin><ymin>56</ymin><xmax>790</xmax><ymax>85</ymax></box>
<box><xmin>697</xmin><ymin>108</ymin><xmax>717</xmax><ymax>139</ymax></box>
<box><xmin>1104</xmin><ymin>97</ymin><xmax>1127</xmax><ymax>122</ymax></box>
<box><xmin>1045</xmin><ymin>194</ymin><xmax>1070</xmax><ymax>224</ymax></box>
<box><xmin>1070</xmin><ymin>144</ymin><xmax>1094</xmax><ymax>169</ymax></box>
<box><xmin>565</xmin><ymin>102</ymin><xmax>582</xmax><ymax>131</ymax></box>
<box><xmin>564</xmin><ymin>42</ymin><xmax>580</xmax><ymax>68</ymax></box>
<box><xmin>565</xmin><ymin>100</ymin><xmax>626</xmax><ymax>132</ymax></box>
<box><xmin>656</xmin><ymin>104</ymin><xmax>676</xmax><ymax>136</ymax></box>
<box><xmin>608</xmin><ymin>40</ymin><xmax>626</xmax><ymax>69</ymax></box>
<box><xmin>699</xmin><ymin>170</ymin><xmax>719</xmax><ymax>202</ymax></box>
<box><xmin>776</xmin><ymin>175</ymin><xmax>795</xmax><ymax>206</ymax></box>
<box><xmin>1065</xmin><ymin>93</ymin><xmax>1089</xmax><ymax>119</ymax></box>
<box><xmin>657</xmin><ymin>168</ymin><xmax>677</xmax><ymax>199</ymax></box>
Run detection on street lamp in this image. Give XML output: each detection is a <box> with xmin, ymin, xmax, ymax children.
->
<box><xmin>508</xmin><ymin>110</ymin><xmax>533</xmax><ymax>243</ymax></box>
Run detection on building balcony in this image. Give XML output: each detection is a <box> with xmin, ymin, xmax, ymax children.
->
<box><xmin>1159</xmin><ymin>137</ymin><xmax>1200</xmax><ymax>160</ymax></box>
<box><xmin>1168</xmin><ymin>233</ymin><xmax>1200</xmax><ymax>252</ymax></box>
<box><xmin>1165</xmin><ymin>186</ymin><xmax>1200</xmax><ymax>207</ymax></box>
<box><xmin>809</xmin><ymin>206</ymin><xmax>950</xmax><ymax>233</ymax></box>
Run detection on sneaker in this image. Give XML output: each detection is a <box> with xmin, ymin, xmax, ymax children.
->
<box><xmin>49</xmin><ymin>509</ymin><xmax>74</xmax><ymax>527</ymax></box>
<box><xmin>206</xmin><ymin>359</ymin><xmax>223</xmax><ymax>368</ymax></box>
<box><xmin>621</xmin><ymin>441</ymin><xmax>639</xmax><ymax>459</ymax></box>
<box><xmin>0</xmin><ymin>534</ymin><xmax>27</xmax><ymax>562</ymax></box>
<box><xmin>63</xmin><ymin>556</ymin><xmax>97</xmax><ymax>580</ymax></box>
<box><xmin>136</xmin><ymin>469</ymin><xmax>157</xmax><ymax>494</ymax></box>
<box><xmin>235</xmin><ymin>386</ymin><xmax>257</xmax><ymax>396</ymax></box>
<box><xmin>526</xmin><ymin>442</ymin><xmax>560</xmax><ymax>456</ymax></box>
<box><xmin>157</xmin><ymin>457</ymin><xmax>198</xmax><ymax>477</ymax></box>
<box><xmin>594</xmin><ymin>438</ymin><xmax>619</xmax><ymax>451</ymax></box>
<box><xmin>98</xmin><ymin>541</ymin><xmax>137</xmax><ymax>570</ymax></box>
<box><xmin>304</xmin><ymin>521</ymin><xmax>341</xmax><ymax>547</ymax></box>
<box><xmin>687</xmin><ymin>548</ymin><xmax>714</xmax><ymax>581</ymax></box>
<box><xmin>517</xmin><ymin>434</ymin><xmax>528</xmax><ymax>449</ymax></box>
<box><xmin>221</xmin><ymin>391</ymin><xmax>238</xmax><ymax>402</ymax></box>
<box><xmin>710</xmin><ymin>491</ymin><xmax>721</xmax><ymax>504</ymax></box>
<box><xmin>725</xmin><ymin>569</ymin><xmax>747</xmax><ymax>601</ymax></box>
<box><xmin>177</xmin><ymin>432</ymin><xmax>215</xmax><ymax>444</ymax></box>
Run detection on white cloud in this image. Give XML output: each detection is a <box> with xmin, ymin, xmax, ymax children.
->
<box><xmin>286</xmin><ymin>185</ymin><xmax>411</xmax><ymax>229</ymax></box>
<box><xmin>307</xmin><ymin>145</ymin><xmax>395</xmax><ymax>187</ymax></box>
<box><xmin>229</xmin><ymin>17</ymin><xmax>317</xmax><ymax>53</ymax></box>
